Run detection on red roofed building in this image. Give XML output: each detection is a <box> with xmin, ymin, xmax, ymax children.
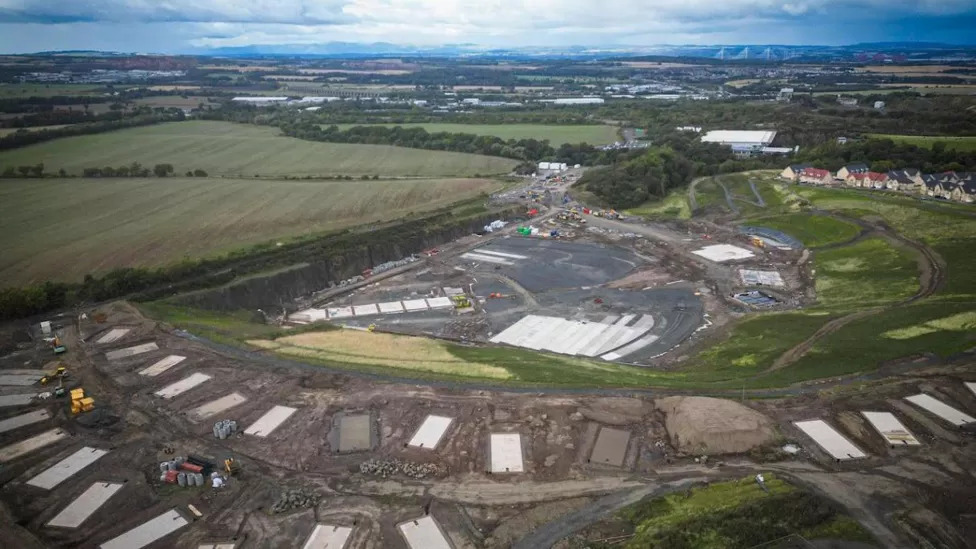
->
<box><xmin>799</xmin><ymin>167</ymin><xmax>832</xmax><ymax>185</ymax></box>
<box><xmin>865</xmin><ymin>171</ymin><xmax>889</xmax><ymax>189</ymax></box>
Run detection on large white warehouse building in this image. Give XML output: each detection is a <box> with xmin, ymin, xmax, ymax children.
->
<box><xmin>701</xmin><ymin>130</ymin><xmax>777</xmax><ymax>147</ymax></box>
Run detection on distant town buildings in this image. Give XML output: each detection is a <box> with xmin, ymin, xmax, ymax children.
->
<box><xmin>780</xmin><ymin>163</ymin><xmax>976</xmax><ymax>203</ymax></box>
<box><xmin>777</xmin><ymin>88</ymin><xmax>794</xmax><ymax>102</ymax></box>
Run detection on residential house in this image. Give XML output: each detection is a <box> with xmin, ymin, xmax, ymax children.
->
<box><xmin>845</xmin><ymin>172</ymin><xmax>868</xmax><ymax>187</ymax></box>
<box><xmin>921</xmin><ymin>174</ymin><xmax>942</xmax><ymax>197</ymax></box>
<box><xmin>836</xmin><ymin>162</ymin><xmax>869</xmax><ymax>180</ymax></box>
<box><xmin>779</xmin><ymin>163</ymin><xmax>811</xmax><ymax>181</ymax></box>
<box><xmin>960</xmin><ymin>177</ymin><xmax>976</xmax><ymax>203</ymax></box>
<box><xmin>799</xmin><ymin>167</ymin><xmax>833</xmax><ymax>185</ymax></box>
<box><xmin>865</xmin><ymin>171</ymin><xmax>889</xmax><ymax>189</ymax></box>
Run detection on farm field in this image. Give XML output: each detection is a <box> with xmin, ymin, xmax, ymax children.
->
<box><xmin>0</xmin><ymin>83</ymin><xmax>103</xmax><ymax>97</ymax></box>
<box><xmin>326</xmin><ymin>123</ymin><xmax>620</xmax><ymax>145</ymax></box>
<box><xmin>865</xmin><ymin>133</ymin><xmax>976</xmax><ymax>151</ymax></box>
<box><xmin>0</xmin><ymin>176</ymin><xmax>501</xmax><ymax>284</ymax></box>
<box><xmin>0</xmin><ymin>121</ymin><xmax>519</xmax><ymax>178</ymax></box>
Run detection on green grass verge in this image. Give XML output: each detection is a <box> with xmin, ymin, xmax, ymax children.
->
<box><xmin>814</xmin><ymin>237</ymin><xmax>919</xmax><ymax>309</ymax></box>
<box><xmin>865</xmin><ymin>134</ymin><xmax>976</xmax><ymax>151</ymax></box>
<box><xmin>0</xmin><ymin>120</ymin><xmax>518</xmax><ymax>178</ymax></box>
<box><xmin>597</xmin><ymin>475</ymin><xmax>875</xmax><ymax>549</ymax></box>
<box><xmin>625</xmin><ymin>188</ymin><xmax>692</xmax><ymax>219</ymax></box>
<box><xmin>741</xmin><ymin>213</ymin><xmax>861</xmax><ymax>248</ymax></box>
<box><xmin>325</xmin><ymin>123</ymin><xmax>620</xmax><ymax>145</ymax></box>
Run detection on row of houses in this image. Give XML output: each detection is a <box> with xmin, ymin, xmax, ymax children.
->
<box><xmin>781</xmin><ymin>163</ymin><xmax>976</xmax><ymax>203</ymax></box>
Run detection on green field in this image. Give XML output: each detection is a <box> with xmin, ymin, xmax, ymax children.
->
<box><xmin>865</xmin><ymin>134</ymin><xmax>976</xmax><ymax>151</ymax></box>
<box><xmin>743</xmin><ymin>213</ymin><xmax>861</xmax><ymax>248</ymax></box>
<box><xmin>814</xmin><ymin>237</ymin><xmax>919</xmax><ymax>308</ymax></box>
<box><xmin>326</xmin><ymin>123</ymin><xmax>620</xmax><ymax>145</ymax></box>
<box><xmin>0</xmin><ymin>83</ymin><xmax>103</xmax><ymax>98</ymax></box>
<box><xmin>0</xmin><ymin>121</ymin><xmax>518</xmax><ymax>178</ymax></box>
<box><xmin>0</xmin><ymin>125</ymin><xmax>73</xmax><ymax>137</ymax></box>
<box><xmin>0</xmin><ymin>176</ymin><xmax>500</xmax><ymax>284</ymax></box>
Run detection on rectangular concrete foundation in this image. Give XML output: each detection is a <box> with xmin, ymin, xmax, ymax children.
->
<box><xmin>352</xmin><ymin>304</ymin><xmax>379</xmax><ymax>316</ymax></box>
<box><xmin>302</xmin><ymin>523</ymin><xmax>353</xmax><ymax>549</ymax></box>
<box><xmin>475</xmin><ymin>248</ymin><xmax>528</xmax><ymax>260</ymax></box>
<box><xmin>739</xmin><ymin>269</ymin><xmax>785</xmax><ymax>287</ymax></box>
<box><xmin>28</xmin><ymin>446</ymin><xmax>109</xmax><ymax>489</ymax></box>
<box><xmin>426</xmin><ymin>297</ymin><xmax>454</xmax><ymax>309</ymax></box>
<box><xmin>967</xmin><ymin>382</ymin><xmax>976</xmax><ymax>398</ymax></box>
<box><xmin>398</xmin><ymin>515</ymin><xmax>453</xmax><ymax>549</ymax></box>
<box><xmin>861</xmin><ymin>411</ymin><xmax>920</xmax><ymax>446</ymax></box>
<box><xmin>490</xmin><ymin>433</ymin><xmax>524</xmax><ymax>473</ymax></box>
<box><xmin>0</xmin><ymin>374</ymin><xmax>42</xmax><ymax>386</ymax></box>
<box><xmin>48</xmin><ymin>482</ymin><xmax>123</xmax><ymax>528</ymax></box>
<box><xmin>190</xmin><ymin>393</ymin><xmax>247</xmax><ymax>421</ymax></box>
<box><xmin>198</xmin><ymin>543</ymin><xmax>236</xmax><ymax>549</ymax></box>
<box><xmin>0</xmin><ymin>394</ymin><xmax>36</xmax><ymax>407</ymax></box>
<box><xmin>401</xmin><ymin>299</ymin><xmax>429</xmax><ymax>312</ymax></box>
<box><xmin>154</xmin><ymin>373</ymin><xmax>211</xmax><ymax>399</ymax></box>
<box><xmin>139</xmin><ymin>355</ymin><xmax>186</xmax><ymax>377</ymax></box>
<box><xmin>794</xmin><ymin>420</ymin><xmax>867</xmax><ymax>461</ymax></box>
<box><xmin>0</xmin><ymin>428</ymin><xmax>67</xmax><ymax>463</ymax></box>
<box><xmin>105</xmin><ymin>342</ymin><xmax>158</xmax><ymax>361</ymax></box>
<box><xmin>99</xmin><ymin>508</ymin><xmax>188</xmax><ymax>549</ymax></box>
<box><xmin>244</xmin><ymin>405</ymin><xmax>297</xmax><ymax>437</ymax></box>
<box><xmin>338</xmin><ymin>414</ymin><xmax>372</xmax><ymax>452</ymax></box>
<box><xmin>408</xmin><ymin>415</ymin><xmax>453</xmax><ymax>449</ymax></box>
<box><xmin>692</xmin><ymin>244</ymin><xmax>755</xmax><ymax>262</ymax></box>
<box><xmin>590</xmin><ymin>427</ymin><xmax>630</xmax><ymax>467</ymax></box>
<box><xmin>378</xmin><ymin>301</ymin><xmax>405</xmax><ymax>314</ymax></box>
<box><xmin>0</xmin><ymin>409</ymin><xmax>50</xmax><ymax>434</ymax></box>
<box><xmin>905</xmin><ymin>394</ymin><xmax>975</xmax><ymax>426</ymax></box>
<box><xmin>461</xmin><ymin>252</ymin><xmax>513</xmax><ymax>265</ymax></box>
<box><xmin>96</xmin><ymin>328</ymin><xmax>130</xmax><ymax>344</ymax></box>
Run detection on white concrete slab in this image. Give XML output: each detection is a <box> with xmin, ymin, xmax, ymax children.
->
<box><xmin>328</xmin><ymin>306</ymin><xmax>354</xmax><ymax>319</ymax></box>
<box><xmin>398</xmin><ymin>515</ymin><xmax>453</xmax><ymax>549</ymax></box>
<box><xmin>0</xmin><ymin>374</ymin><xmax>42</xmax><ymax>386</ymax></box>
<box><xmin>0</xmin><ymin>394</ymin><xmax>36</xmax><ymax>407</ymax></box>
<box><xmin>564</xmin><ymin>323</ymin><xmax>614</xmax><ymax>356</ymax></box>
<box><xmin>378</xmin><ymin>301</ymin><xmax>405</xmax><ymax>314</ymax></box>
<box><xmin>442</xmin><ymin>287</ymin><xmax>465</xmax><ymax>296</ymax></box>
<box><xmin>96</xmin><ymin>328</ymin><xmax>130</xmax><ymax>344</ymax></box>
<box><xmin>48</xmin><ymin>482</ymin><xmax>123</xmax><ymax>528</ymax></box>
<box><xmin>198</xmin><ymin>543</ymin><xmax>236</xmax><ymax>549</ymax></box>
<box><xmin>905</xmin><ymin>394</ymin><xmax>975</xmax><ymax>426</ymax></box>
<box><xmin>580</xmin><ymin>324</ymin><xmax>630</xmax><ymax>357</ymax></box>
<box><xmin>105</xmin><ymin>342</ymin><xmax>158</xmax><ymax>361</ymax></box>
<box><xmin>294</xmin><ymin>308</ymin><xmax>328</xmax><ymax>322</ymax></box>
<box><xmin>615</xmin><ymin>314</ymin><xmax>636</xmax><ymax>326</ymax></box>
<box><xmin>408</xmin><ymin>415</ymin><xmax>453</xmax><ymax>449</ymax></box>
<box><xmin>460</xmin><ymin>252</ymin><xmax>513</xmax><ymax>265</ymax></box>
<box><xmin>475</xmin><ymin>249</ymin><xmax>528</xmax><ymax>260</ymax></box>
<box><xmin>28</xmin><ymin>446</ymin><xmax>108</xmax><ymax>489</ymax></box>
<box><xmin>353</xmin><ymin>304</ymin><xmax>379</xmax><ymax>316</ymax></box>
<box><xmin>599</xmin><ymin>314</ymin><xmax>619</xmax><ymax>324</ymax></box>
<box><xmin>602</xmin><ymin>333</ymin><xmax>660</xmax><ymax>361</ymax></box>
<box><xmin>244</xmin><ymin>405</ymin><xmax>297</xmax><ymax>437</ymax></box>
<box><xmin>189</xmin><ymin>393</ymin><xmax>247</xmax><ymax>421</ymax></box>
<box><xmin>402</xmin><ymin>299</ymin><xmax>430</xmax><ymax>312</ymax></box>
<box><xmin>490</xmin><ymin>433</ymin><xmax>524</xmax><ymax>473</ymax></box>
<box><xmin>302</xmin><ymin>523</ymin><xmax>353</xmax><ymax>549</ymax></box>
<box><xmin>794</xmin><ymin>420</ymin><xmax>867</xmax><ymax>460</ymax></box>
<box><xmin>154</xmin><ymin>373</ymin><xmax>211</xmax><ymax>399</ymax></box>
<box><xmin>426</xmin><ymin>296</ymin><xmax>454</xmax><ymax>310</ymax></box>
<box><xmin>0</xmin><ymin>409</ymin><xmax>50</xmax><ymax>434</ymax></box>
<box><xmin>861</xmin><ymin>411</ymin><xmax>920</xmax><ymax>446</ymax></box>
<box><xmin>966</xmin><ymin>382</ymin><xmax>976</xmax><ymax>398</ymax></box>
<box><xmin>0</xmin><ymin>428</ymin><xmax>68</xmax><ymax>463</ymax></box>
<box><xmin>594</xmin><ymin>326</ymin><xmax>644</xmax><ymax>356</ymax></box>
<box><xmin>692</xmin><ymin>244</ymin><xmax>755</xmax><ymax>263</ymax></box>
<box><xmin>139</xmin><ymin>355</ymin><xmax>186</xmax><ymax>377</ymax></box>
<box><xmin>99</xmin><ymin>508</ymin><xmax>188</xmax><ymax>549</ymax></box>
<box><xmin>740</xmin><ymin>269</ymin><xmax>785</xmax><ymax>287</ymax></box>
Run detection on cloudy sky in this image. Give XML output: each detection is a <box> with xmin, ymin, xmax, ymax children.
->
<box><xmin>1</xmin><ymin>0</ymin><xmax>975</xmax><ymax>53</ymax></box>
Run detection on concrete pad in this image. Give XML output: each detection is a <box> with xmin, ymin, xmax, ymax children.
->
<box><xmin>599</xmin><ymin>314</ymin><xmax>619</xmax><ymax>324</ymax></box>
<box><xmin>48</xmin><ymin>482</ymin><xmax>123</xmax><ymax>528</ymax></box>
<box><xmin>442</xmin><ymin>287</ymin><xmax>465</xmax><ymax>296</ymax></box>
<box><xmin>0</xmin><ymin>409</ymin><xmax>50</xmax><ymax>434</ymax></box>
<box><xmin>244</xmin><ymin>405</ymin><xmax>297</xmax><ymax>437</ymax></box>
<box><xmin>139</xmin><ymin>355</ymin><xmax>186</xmax><ymax>377</ymax></box>
<box><xmin>99</xmin><ymin>508</ymin><xmax>188</xmax><ymax>549</ymax></box>
<box><xmin>692</xmin><ymin>244</ymin><xmax>755</xmax><ymax>263</ymax></box>
<box><xmin>861</xmin><ymin>411</ymin><xmax>920</xmax><ymax>446</ymax></box>
<box><xmin>352</xmin><ymin>304</ymin><xmax>379</xmax><ymax>316</ymax></box>
<box><xmin>154</xmin><ymin>373</ymin><xmax>211</xmax><ymax>399</ymax></box>
<box><xmin>378</xmin><ymin>301</ymin><xmax>405</xmax><ymax>314</ymax></box>
<box><xmin>966</xmin><ymin>382</ymin><xmax>976</xmax><ymax>398</ymax></box>
<box><xmin>189</xmin><ymin>393</ymin><xmax>247</xmax><ymax>421</ymax></box>
<box><xmin>590</xmin><ymin>427</ymin><xmax>630</xmax><ymax>467</ymax></box>
<box><xmin>338</xmin><ymin>414</ymin><xmax>372</xmax><ymax>452</ymax></box>
<box><xmin>0</xmin><ymin>428</ymin><xmax>67</xmax><ymax>463</ymax></box>
<box><xmin>293</xmin><ymin>308</ymin><xmax>327</xmax><ymax>322</ymax></box>
<box><xmin>564</xmin><ymin>324</ymin><xmax>614</xmax><ymax>356</ymax></box>
<box><xmin>580</xmin><ymin>324</ymin><xmax>630</xmax><ymax>357</ymax></box>
<box><xmin>475</xmin><ymin>248</ymin><xmax>528</xmax><ymax>260</ymax></box>
<box><xmin>615</xmin><ymin>314</ymin><xmax>636</xmax><ymax>326</ymax></box>
<box><xmin>0</xmin><ymin>394</ymin><xmax>36</xmax><ymax>408</ymax></box>
<box><xmin>28</xmin><ymin>446</ymin><xmax>108</xmax><ymax>489</ymax></box>
<box><xmin>302</xmin><ymin>524</ymin><xmax>353</xmax><ymax>549</ymax></box>
<box><xmin>402</xmin><ymin>299</ymin><xmax>429</xmax><ymax>312</ymax></box>
<box><xmin>96</xmin><ymin>328</ymin><xmax>130</xmax><ymax>344</ymax></box>
<box><xmin>328</xmin><ymin>306</ymin><xmax>354</xmax><ymax>319</ymax></box>
<box><xmin>490</xmin><ymin>433</ymin><xmax>524</xmax><ymax>473</ymax></box>
<box><xmin>794</xmin><ymin>420</ymin><xmax>867</xmax><ymax>460</ymax></box>
<box><xmin>426</xmin><ymin>297</ymin><xmax>454</xmax><ymax>310</ymax></box>
<box><xmin>408</xmin><ymin>415</ymin><xmax>453</xmax><ymax>449</ymax></box>
<box><xmin>398</xmin><ymin>515</ymin><xmax>453</xmax><ymax>549</ymax></box>
<box><xmin>740</xmin><ymin>269</ymin><xmax>785</xmax><ymax>287</ymax></box>
<box><xmin>905</xmin><ymin>394</ymin><xmax>975</xmax><ymax>426</ymax></box>
<box><xmin>0</xmin><ymin>374</ymin><xmax>42</xmax><ymax>386</ymax></box>
<box><xmin>105</xmin><ymin>342</ymin><xmax>158</xmax><ymax>361</ymax></box>
<box><xmin>198</xmin><ymin>544</ymin><xmax>236</xmax><ymax>549</ymax></box>
<box><xmin>460</xmin><ymin>252</ymin><xmax>513</xmax><ymax>265</ymax></box>
<box><xmin>601</xmin><ymin>333</ymin><xmax>659</xmax><ymax>361</ymax></box>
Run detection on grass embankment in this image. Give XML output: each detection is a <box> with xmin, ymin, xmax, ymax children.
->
<box><xmin>814</xmin><ymin>237</ymin><xmax>919</xmax><ymax>308</ymax></box>
<box><xmin>325</xmin><ymin>123</ymin><xmax>620</xmax><ymax>145</ymax></box>
<box><xmin>742</xmin><ymin>212</ymin><xmax>860</xmax><ymax>248</ymax></box>
<box><xmin>588</xmin><ymin>475</ymin><xmax>875</xmax><ymax>548</ymax></box>
<box><xmin>0</xmin><ymin>120</ymin><xmax>519</xmax><ymax>178</ymax></box>
<box><xmin>865</xmin><ymin>134</ymin><xmax>976</xmax><ymax>151</ymax></box>
<box><xmin>0</xmin><ymin>176</ymin><xmax>501</xmax><ymax>284</ymax></box>
<box><xmin>625</xmin><ymin>188</ymin><xmax>691</xmax><ymax>219</ymax></box>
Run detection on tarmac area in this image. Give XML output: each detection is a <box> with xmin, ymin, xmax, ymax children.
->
<box><xmin>0</xmin><ymin>304</ymin><xmax>974</xmax><ymax>548</ymax></box>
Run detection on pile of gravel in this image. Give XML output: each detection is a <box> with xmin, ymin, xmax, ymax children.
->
<box><xmin>359</xmin><ymin>458</ymin><xmax>442</xmax><ymax>479</ymax></box>
<box><xmin>270</xmin><ymin>487</ymin><xmax>321</xmax><ymax>514</ymax></box>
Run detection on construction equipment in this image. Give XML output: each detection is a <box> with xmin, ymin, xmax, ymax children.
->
<box><xmin>39</xmin><ymin>365</ymin><xmax>68</xmax><ymax>385</ymax></box>
<box><xmin>70</xmin><ymin>387</ymin><xmax>93</xmax><ymax>414</ymax></box>
<box><xmin>224</xmin><ymin>458</ymin><xmax>241</xmax><ymax>476</ymax></box>
<box><xmin>452</xmin><ymin>295</ymin><xmax>472</xmax><ymax>309</ymax></box>
<box><xmin>367</xmin><ymin>324</ymin><xmax>376</xmax><ymax>332</ymax></box>
<box><xmin>51</xmin><ymin>335</ymin><xmax>66</xmax><ymax>355</ymax></box>
<box><xmin>750</xmin><ymin>236</ymin><xmax>766</xmax><ymax>248</ymax></box>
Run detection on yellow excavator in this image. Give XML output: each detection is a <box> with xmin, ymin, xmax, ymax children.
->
<box><xmin>452</xmin><ymin>295</ymin><xmax>472</xmax><ymax>308</ymax></box>
<box><xmin>39</xmin><ymin>365</ymin><xmax>68</xmax><ymax>385</ymax></box>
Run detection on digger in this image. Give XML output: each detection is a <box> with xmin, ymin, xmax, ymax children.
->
<box><xmin>39</xmin><ymin>364</ymin><xmax>68</xmax><ymax>386</ymax></box>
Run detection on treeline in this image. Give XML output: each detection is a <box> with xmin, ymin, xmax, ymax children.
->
<box><xmin>0</xmin><ymin>163</ymin><xmax>209</xmax><ymax>178</ymax></box>
<box><xmin>0</xmin><ymin>111</ymin><xmax>185</xmax><ymax>151</ymax></box>
<box><xmin>580</xmin><ymin>146</ymin><xmax>696</xmax><ymax>207</ymax></box>
<box><xmin>794</xmin><ymin>138</ymin><xmax>976</xmax><ymax>172</ymax></box>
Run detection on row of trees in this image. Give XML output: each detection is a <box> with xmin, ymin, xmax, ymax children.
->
<box><xmin>0</xmin><ymin>111</ymin><xmax>184</xmax><ymax>152</ymax></box>
<box><xmin>1</xmin><ymin>163</ymin><xmax>210</xmax><ymax>178</ymax></box>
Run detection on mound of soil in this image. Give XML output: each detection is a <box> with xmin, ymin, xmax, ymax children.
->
<box><xmin>655</xmin><ymin>396</ymin><xmax>776</xmax><ymax>454</ymax></box>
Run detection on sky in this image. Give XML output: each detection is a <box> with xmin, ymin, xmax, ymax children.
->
<box><xmin>1</xmin><ymin>0</ymin><xmax>975</xmax><ymax>53</ymax></box>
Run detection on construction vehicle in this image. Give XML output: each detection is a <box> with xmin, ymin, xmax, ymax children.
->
<box><xmin>367</xmin><ymin>324</ymin><xmax>376</xmax><ymax>332</ymax></box>
<box><xmin>51</xmin><ymin>335</ymin><xmax>66</xmax><ymax>355</ymax></box>
<box><xmin>452</xmin><ymin>295</ymin><xmax>472</xmax><ymax>309</ymax></box>
<box><xmin>224</xmin><ymin>458</ymin><xmax>240</xmax><ymax>476</ymax></box>
<box><xmin>70</xmin><ymin>387</ymin><xmax>94</xmax><ymax>415</ymax></box>
<box><xmin>750</xmin><ymin>236</ymin><xmax>766</xmax><ymax>248</ymax></box>
<box><xmin>39</xmin><ymin>365</ymin><xmax>68</xmax><ymax>385</ymax></box>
